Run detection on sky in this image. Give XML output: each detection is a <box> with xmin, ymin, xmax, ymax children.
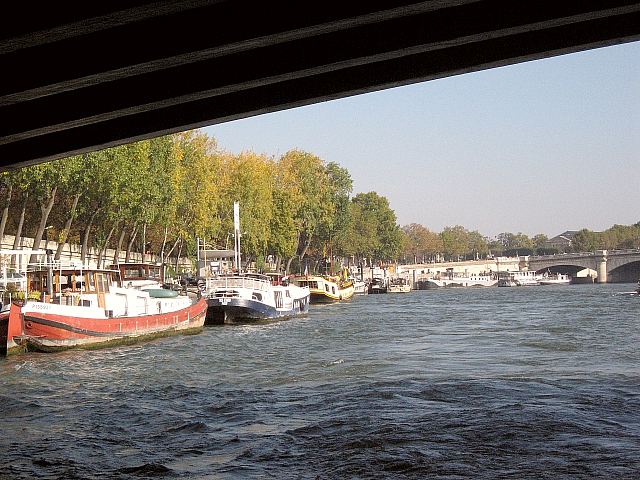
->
<box><xmin>203</xmin><ymin>42</ymin><xmax>640</xmax><ymax>239</ymax></box>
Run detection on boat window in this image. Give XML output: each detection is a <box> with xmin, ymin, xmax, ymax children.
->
<box><xmin>124</xmin><ymin>267</ymin><xmax>143</xmax><ymax>278</ymax></box>
<box><xmin>95</xmin><ymin>273</ymin><xmax>110</xmax><ymax>294</ymax></box>
<box><xmin>149</xmin><ymin>266</ymin><xmax>161</xmax><ymax>279</ymax></box>
<box><xmin>252</xmin><ymin>292</ymin><xmax>263</xmax><ymax>301</ymax></box>
<box><xmin>285</xmin><ymin>290</ymin><xmax>290</xmax><ymax>298</ymax></box>
<box><xmin>332</xmin><ymin>286</ymin><xmax>336</xmax><ymax>294</ymax></box>
<box><xmin>87</xmin><ymin>272</ymin><xmax>95</xmax><ymax>292</ymax></box>
<box><xmin>28</xmin><ymin>272</ymin><xmax>45</xmax><ymax>294</ymax></box>
<box><xmin>274</xmin><ymin>291</ymin><xmax>283</xmax><ymax>308</ymax></box>
<box><xmin>325</xmin><ymin>284</ymin><xmax>330</xmax><ymax>292</ymax></box>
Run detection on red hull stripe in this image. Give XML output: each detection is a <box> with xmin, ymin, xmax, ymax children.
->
<box><xmin>23</xmin><ymin>298</ymin><xmax>207</xmax><ymax>339</ymax></box>
<box><xmin>24</xmin><ymin>315</ymin><xmax>130</xmax><ymax>337</ymax></box>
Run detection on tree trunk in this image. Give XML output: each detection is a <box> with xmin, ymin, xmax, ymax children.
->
<box><xmin>55</xmin><ymin>193</ymin><xmax>80</xmax><ymax>260</ymax></box>
<box><xmin>12</xmin><ymin>192</ymin><xmax>28</xmax><ymax>250</ymax></box>
<box><xmin>80</xmin><ymin>210</ymin><xmax>98</xmax><ymax>265</ymax></box>
<box><xmin>298</xmin><ymin>235</ymin><xmax>313</xmax><ymax>264</ymax></box>
<box><xmin>30</xmin><ymin>186</ymin><xmax>58</xmax><ymax>264</ymax></box>
<box><xmin>163</xmin><ymin>236</ymin><xmax>181</xmax><ymax>265</ymax></box>
<box><xmin>160</xmin><ymin>227</ymin><xmax>168</xmax><ymax>263</ymax></box>
<box><xmin>174</xmin><ymin>237</ymin><xmax>183</xmax><ymax>273</ymax></box>
<box><xmin>0</xmin><ymin>183</ymin><xmax>12</xmax><ymax>246</ymax></box>
<box><xmin>97</xmin><ymin>223</ymin><xmax>117</xmax><ymax>268</ymax></box>
<box><xmin>113</xmin><ymin>226</ymin><xmax>128</xmax><ymax>264</ymax></box>
<box><xmin>141</xmin><ymin>223</ymin><xmax>147</xmax><ymax>263</ymax></box>
<box><xmin>125</xmin><ymin>223</ymin><xmax>139</xmax><ymax>263</ymax></box>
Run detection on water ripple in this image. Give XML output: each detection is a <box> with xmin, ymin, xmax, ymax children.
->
<box><xmin>1</xmin><ymin>284</ymin><xmax>639</xmax><ymax>478</ymax></box>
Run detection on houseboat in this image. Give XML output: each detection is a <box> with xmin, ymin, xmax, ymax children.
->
<box><xmin>290</xmin><ymin>274</ymin><xmax>354</xmax><ymax>303</ymax></box>
<box><xmin>204</xmin><ymin>272</ymin><xmax>310</xmax><ymax>324</ymax></box>
<box><xmin>387</xmin><ymin>277</ymin><xmax>411</xmax><ymax>293</ymax></box>
<box><xmin>3</xmin><ymin>263</ymin><xmax>206</xmax><ymax>355</ymax></box>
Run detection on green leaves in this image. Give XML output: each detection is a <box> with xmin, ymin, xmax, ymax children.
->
<box><xmin>6</xmin><ymin>132</ymin><xmax>409</xmax><ymax>269</ymax></box>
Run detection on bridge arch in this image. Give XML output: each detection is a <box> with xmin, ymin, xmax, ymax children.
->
<box><xmin>532</xmin><ymin>264</ymin><xmax>593</xmax><ymax>278</ymax></box>
<box><xmin>608</xmin><ymin>260</ymin><xmax>640</xmax><ymax>283</ymax></box>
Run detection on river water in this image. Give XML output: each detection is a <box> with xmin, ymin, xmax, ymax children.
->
<box><xmin>1</xmin><ymin>284</ymin><xmax>639</xmax><ymax>479</ymax></box>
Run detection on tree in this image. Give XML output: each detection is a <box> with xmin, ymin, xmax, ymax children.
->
<box><xmin>278</xmin><ymin>150</ymin><xmax>333</xmax><ymax>273</ymax></box>
<box><xmin>467</xmin><ymin>230</ymin><xmax>489</xmax><ymax>259</ymax></box>
<box><xmin>440</xmin><ymin>225</ymin><xmax>469</xmax><ymax>260</ymax></box>
<box><xmin>401</xmin><ymin>223</ymin><xmax>442</xmax><ymax>263</ymax></box>
<box><xmin>570</xmin><ymin>229</ymin><xmax>602</xmax><ymax>252</ymax></box>
<box><xmin>352</xmin><ymin>192</ymin><xmax>402</xmax><ymax>262</ymax></box>
<box><xmin>532</xmin><ymin>234</ymin><xmax>548</xmax><ymax>250</ymax></box>
<box><xmin>220</xmin><ymin>151</ymin><xmax>274</xmax><ymax>263</ymax></box>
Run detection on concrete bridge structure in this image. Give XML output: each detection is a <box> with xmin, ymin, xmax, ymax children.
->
<box><xmin>1</xmin><ymin>2</ymin><xmax>639</xmax><ymax>170</ymax></box>
<box><xmin>526</xmin><ymin>249</ymin><xmax>640</xmax><ymax>283</ymax></box>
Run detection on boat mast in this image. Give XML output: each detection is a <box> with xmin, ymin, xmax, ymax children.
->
<box><xmin>233</xmin><ymin>201</ymin><xmax>241</xmax><ymax>272</ymax></box>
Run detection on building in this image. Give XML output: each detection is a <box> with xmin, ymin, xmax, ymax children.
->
<box><xmin>543</xmin><ymin>231</ymin><xmax>579</xmax><ymax>252</ymax></box>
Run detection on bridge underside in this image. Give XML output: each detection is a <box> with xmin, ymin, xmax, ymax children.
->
<box><xmin>608</xmin><ymin>261</ymin><xmax>640</xmax><ymax>283</ymax></box>
<box><xmin>2</xmin><ymin>1</ymin><xmax>640</xmax><ymax>170</ymax></box>
<box><xmin>533</xmin><ymin>264</ymin><xmax>591</xmax><ymax>276</ymax></box>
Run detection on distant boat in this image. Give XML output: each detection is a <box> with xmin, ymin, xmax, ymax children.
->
<box><xmin>352</xmin><ymin>278</ymin><xmax>368</xmax><ymax>295</ymax></box>
<box><xmin>425</xmin><ymin>271</ymin><xmax>498</xmax><ymax>288</ymax></box>
<box><xmin>368</xmin><ymin>277</ymin><xmax>387</xmax><ymax>294</ymax></box>
<box><xmin>387</xmin><ymin>277</ymin><xmax>411</xmax><ymax>293</ymax></box>
<box><xmin>204</xmin><ymin>272</ymin><xmax>310</xmax><ymax>323</ymax></box>
<box><xmin>290</xmin><ymin>274</ymin><xmax>354</xmax><ymax>303</ymax></box>
<box><xmin>497</xmin><ymin>271</ymin><xmax>542</xmax><ymax>287</ymax></box>
<box><xmin>539</xmin><ymin>273</ymin><xmax>571</xmax><ymax>285</ymax></box>
<box><xmin>4</xmin><ymin>263</ymin><xmax>206</xmax><ymax>355</ymax></box>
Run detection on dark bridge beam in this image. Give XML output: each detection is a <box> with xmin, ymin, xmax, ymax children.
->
<box><xmin>1</xmin><ymin>1</ymin><xmax>639</xmax><ymax>170</ymax></box>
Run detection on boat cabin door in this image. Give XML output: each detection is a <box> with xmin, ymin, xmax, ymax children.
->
<box><xmin>94</xmin><ymin>272</ymin><xmax>110</xmax><ymax>310</ymax></box>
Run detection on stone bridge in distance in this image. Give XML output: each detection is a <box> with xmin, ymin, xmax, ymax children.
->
<box><xmin>526</xmin><ymin>249</ymin><xmax>640</xmax><ymax>283</ymax></box>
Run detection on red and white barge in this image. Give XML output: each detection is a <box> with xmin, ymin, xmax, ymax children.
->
<box><xmin>2</xmin><ymin>263</ymin><xmax>206</xmax><ymax>354</ymax></box>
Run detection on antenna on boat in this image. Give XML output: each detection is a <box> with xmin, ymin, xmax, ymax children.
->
<box><xmin>233</xmin><ymin>201</ymin><xmax>241</xmax><ymax>272</ymax></box>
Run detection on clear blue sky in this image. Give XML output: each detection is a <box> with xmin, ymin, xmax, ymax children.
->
<box><xmin>204</xmin><ymin>42</ymin><xmax>640</xmax><ymax>239</ymax></box>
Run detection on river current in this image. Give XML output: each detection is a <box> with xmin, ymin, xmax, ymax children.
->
<box><xmin>1</xmin><ymin>284</ymin><xmax>639</xmax><ymax>479</ymax></box>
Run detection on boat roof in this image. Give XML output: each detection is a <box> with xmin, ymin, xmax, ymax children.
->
<box><xmin>217</xmin><ymin>272</ymin><xmax>271</xmax><ymax>281</ymax></box>
<box><xmin>27</xmin><ymin>265</ymin><xmax>120</xmax><ymax>274</ymax></box>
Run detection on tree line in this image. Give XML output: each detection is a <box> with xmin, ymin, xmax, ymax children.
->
<box><xmin>0</xmin><ymin>131</ymin><xmax>403</xmax><ymax>274</ymax></box>
<box><xmin>401</xmin><ymin>223</ymin><xmax>640</xmax><ymax>263</ymax></box>
<box><xmin>3</xmin><ymin>129</ymin><xmax>637</xmax><ymax>273</ymax></box>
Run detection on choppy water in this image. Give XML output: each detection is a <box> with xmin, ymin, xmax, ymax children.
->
<box><xmin>1</xmin><ymin>284</ymin><xmax>639</xmax><ymax>479</ymax></box>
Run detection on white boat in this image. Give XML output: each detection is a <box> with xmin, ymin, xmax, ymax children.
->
<box><xmin>539</xmin><ymin>273</ymin><xmax>571</xmax><ymax>285</ymax></box>
<box><xmin>497</xmin><ymin>270</ymin><xmax>542</xmax><ymax>287</ymax></box>
<box><xmin>425</xmin><ymin>272</ymin><xmax>498</xmax><ymax>288</ymax></box>
<box><xmin>205</xmin><ymin>273</ymin><xmax>310</xmax><ymax>323</ymax></box>
<box><xmin>352</xmin><ymin>278</ymin><xmax>368</xmax><ymax>295</ymax></box>
<box><xmin>387</xmin><ymin>277</ymin><xmax>411</xmax><ymax>293</ymax></box>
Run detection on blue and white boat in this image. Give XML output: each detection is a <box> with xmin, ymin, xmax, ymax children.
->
<box><xmin>204</xmin><ymin>273</ymin><xmax>310</xmax><ymax>324</ymax></box>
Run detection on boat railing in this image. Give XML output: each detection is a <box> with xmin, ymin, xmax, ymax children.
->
<box><xmin>206</xmin><ymin>275</ymin><xmax>271</xmax><ymax>292</ymax></box>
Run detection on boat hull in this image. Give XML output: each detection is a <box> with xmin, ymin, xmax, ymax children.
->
<box><xmin>539</xmin><ymin>280</ymin><xmax>571</xmax><ymax>285</ymax></box>
<box><xmin>206</xmin><ymin>296</ymin><xmax>309</xmax><ymax>324</ymax></box>
<box><xmin>308</xmin><ymin>283</ymin><xmax>355</xmax><ymax>303</ymax></box>
<box><xmin>290</xmin><ymin>275</ymin><xmax>354</xmax><ymax>303</ymax></box>
<box><xmin>18</xmin><ymin>297</ymin><xmax>207</xmax><ymax>353</ymax></box>
<box><xmin>2</xmin><ymin>303</ymin><xmax>27</xmax><ymax>355</ymax></box>
<box><xmin>425</xmin><ymin>278</ymin><xmax>498</xmax><ymax>288</ymax></box>
<box><xmin>388</xmin><ymin>285</ymin><xmax>411</xmax><ymax>293</ymax></box>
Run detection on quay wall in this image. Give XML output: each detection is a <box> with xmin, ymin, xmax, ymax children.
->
<box><xmin>0</xmin><ymin>235</ymin><xmax>192</xmax><ymax>274</ymax></box>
